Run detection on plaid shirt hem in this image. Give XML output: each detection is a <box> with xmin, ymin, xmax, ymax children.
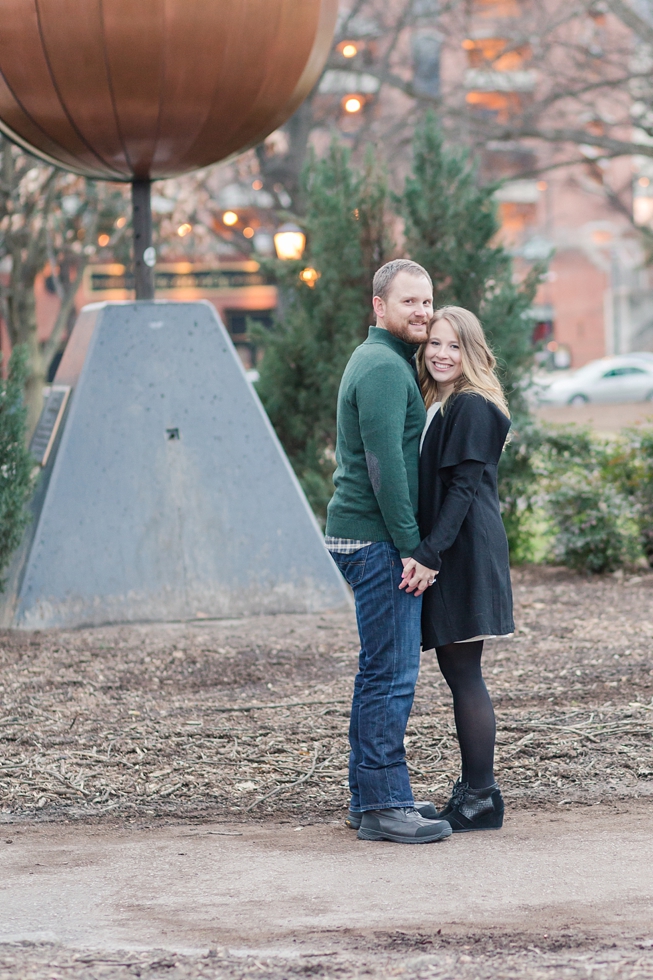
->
<box><xmin>324</xmin><ymin>536</ymin><xmax>373</xmax><ymax>554</ymax></box>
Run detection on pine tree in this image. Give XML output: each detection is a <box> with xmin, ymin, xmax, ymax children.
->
<box><xmin>0</xmin><ymin>346</ymin><xmax>35</xmax><ymax>590</ymax></box>
<box><xmin>399</xmin><ymin>115</ymin><xmax>543</xmax><ymax>409</ymax></box>
<box><xmin>257</xmin><ymin>123</ymin><xmax>542</xmax><ymax>521</ymax></box>
<box><xmin>255</xmin><ymin>144</ymin><xmax>391</xmax><ymax>517</ymax></box>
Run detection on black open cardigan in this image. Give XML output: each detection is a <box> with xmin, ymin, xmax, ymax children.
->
<box><xmin>412</xmin><ymin>392</ymin><xmax>514</xmax><ymax>649</ymax></box>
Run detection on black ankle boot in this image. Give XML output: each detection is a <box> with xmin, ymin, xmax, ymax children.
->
<box><xmin>437</xmin><ymin>779</ymin><xmax>504</xmax><ymax>832</ymax></box>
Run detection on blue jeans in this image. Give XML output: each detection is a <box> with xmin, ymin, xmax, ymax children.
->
<box><xmin>331</xmin><ymin>541</ymin><xmax>422</xmax><ymax>811</ymax></box>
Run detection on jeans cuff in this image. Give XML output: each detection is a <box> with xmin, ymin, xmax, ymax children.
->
<box><xmin>358</xmin><ymin>799</ymin><xmax>415</xmax><ymax>812</ymax></box>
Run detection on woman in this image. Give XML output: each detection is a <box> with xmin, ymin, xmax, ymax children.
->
<box><xmin>400</xmin><ymin>306</ymin><xmax>513</xmax><ymax>833</ymax></box>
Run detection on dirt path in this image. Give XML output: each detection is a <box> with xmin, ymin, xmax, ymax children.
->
<box><xmin>1</xmin><ymin>806</ymin><xmax>653</xmax><ymax>979</ymax></box>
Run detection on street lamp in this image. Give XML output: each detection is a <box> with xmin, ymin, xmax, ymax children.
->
<box><xmin>299</xmin><ymin>267</ymin><xmax>320</xmax><ymax>288</ymax></box>
<box><xmin>343</xmin><ymin>95</ymin><xmax>364</xmax><ymax>113</ymax></box>
<box><xmin>274</xmin><ymin>223</ymin><xmax>306</xmax><ymax>261</ymax></box>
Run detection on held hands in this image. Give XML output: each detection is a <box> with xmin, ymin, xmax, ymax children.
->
<box><xmin>400</xmin><ymin>557</ymin><xmax>438</xmax><ymax>597</ymax></box>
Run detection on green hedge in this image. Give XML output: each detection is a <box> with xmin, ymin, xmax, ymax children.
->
<box><xmin>499</xmin><ymin>419</ymin><xmax>653</xmax><ymax>573</ymax></box>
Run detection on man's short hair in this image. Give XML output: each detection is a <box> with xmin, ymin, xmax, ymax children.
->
<box><xmin>372</xmin><ymin>259</ymin><xmax>432</xmax><ymax>302</ymax></box>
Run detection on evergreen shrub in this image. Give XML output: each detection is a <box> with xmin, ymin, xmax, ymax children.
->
<box><xmin>0</xmin><ymin>346</ymin><xmax>34</xmax><ymax>590</ymax></box>
<box><xmin>545</xmin><ymin>468</ymin><xmax>641</xmax><ymax>574</ymax></box>
<box><xmin>498</xmin><ymin>421</ymin><xmax>649</xmax><ymax>573</ymax></box>
<box><xmin>497</xmin><ymin>415</ymin><xmax>544</xmax><ymax>564</ymax></box>
<box><xmin>616</xmin><ymin>428</ymin><xmax>653</xmax><ymax>566</ymax></box>
<box><xmin>252</xmin><ymin>121</ymin><xmax>648</xmax><ymax>575</ymax></box>
<box><xmin>398</xmin><ymin>115</ymin><xmax>544</xmax><ymax>411</ymax></box>
<box><xmin>256</xmin><ymin>121</ymin><xmax>545</xmax><ymax>518</ymax></box>
<box><xmin>255</xmin><ymin>144</ymin><xmax>390</xmax><ymax>517</ymax></box>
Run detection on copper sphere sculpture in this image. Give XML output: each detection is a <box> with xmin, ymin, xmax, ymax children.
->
<box><xmin>0</xmin><ymin>0</ymin><xmax>337</xmax><ymax>296</ymax></box>
<box><xmin>0</xmin><ymin>0</ymin><xmax>338</xmax><ymax>181</ymax></box>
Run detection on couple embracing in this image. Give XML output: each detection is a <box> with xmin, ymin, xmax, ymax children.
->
<box><xmin>325</xmin><ymin>259</ymin><xmax>514</xmax><ymax>845</ymax></box>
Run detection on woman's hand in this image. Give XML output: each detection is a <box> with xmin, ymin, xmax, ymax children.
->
<box><xmin>399</xmin><ymin>558</ymin><xmax>438</xmax><ymax>596</ymax></box>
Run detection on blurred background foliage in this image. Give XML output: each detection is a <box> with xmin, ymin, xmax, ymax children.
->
<box><xmin>499</xmin><ymin>422</ymin><xmax>653</xmax><ymax>574</ymax></box>
<box><xmin>0</xmin><ymin>345</ymin><xmax>34</xmax><ymax>589</ymax></box>
<box><xmin>0</xmin><ymin>136</ymin><xmax>130</xmax><ymax>432</ymax></box>
<box><xmin>252</xmin><ymin>143</ymin><xmax>387</xmax><ymax>516</ymax></box>
<box><xmin>399</xmin><ymin>118</ymin><xmax>544</xmax><ymax>416</ymax></box>
<box><xmin>255</xmin><ymin>115</ymin><xmax>653</xmax><ymax>577</ymax></box>
<box><xmin>256</xmin><ymin>116</ymin><xmax>541</xmax><ymax>515</ymax></box>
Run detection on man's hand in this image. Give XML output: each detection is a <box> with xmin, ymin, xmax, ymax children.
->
<box><xmin>399</xmin><ymin>558</ymin><xmax>438</xmax><ymax>596</ymax></box>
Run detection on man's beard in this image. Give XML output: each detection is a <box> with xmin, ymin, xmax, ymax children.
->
<box><xmin>384</xmin><ymin>311</ymin><xmax>429</xmax><ymax>345</ymax></box>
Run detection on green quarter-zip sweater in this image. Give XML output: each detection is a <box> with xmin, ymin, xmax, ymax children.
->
<box><xmin>326</xmin><ymin>327</ymin><xmax>426</xmax><ymax>557</ymax></box>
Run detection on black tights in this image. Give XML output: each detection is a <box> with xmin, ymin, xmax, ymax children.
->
<box><xmin>435</xmin><ymin>640</ymin><xmax>496</xmax><ymax>789</ymax></box>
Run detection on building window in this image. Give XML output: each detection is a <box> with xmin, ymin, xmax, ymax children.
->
<box><xmin>472</xmin><ymin>0</ymin><xmax>521</xmax><ymax>17</ymax></box>
<box><xmin>465</xmin><ymin>90</ymin><xmax>523</xmax><ymax>122</ymax></box>
<box><xmin>464</xmin><ymin>38</ymin><xmax>530</xmax><ymax>70</ymax></box>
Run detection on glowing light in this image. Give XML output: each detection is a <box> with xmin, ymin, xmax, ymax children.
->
<box><xmin>638</xmin><ymin>176</ymin><xmax>650</xmax><ymax>187</ymax></box>
<box><xmin>252</xmin><ymin>179</ymin><xmax>263</xmax><ymax>190</ymax></box>
<box><xmin>344</xmin><ymin>96</ymin><xmax>363</xmax><ymax>114</ymax></box>
<box><xmin>462</xmin><ymin>39</ymin><xmax>475</xmax><ymax>49</ymax></box>
<box><xmin>342</xmin><ymin>43</ymin><xmax>358</xmax><ymax>58</ymax></box>
<box><xmin>97</xmin><ymin>233</ymin><xmax>110</xmax><ymax>247</ymax></box>
<box><xmin>115</xmin><ymin>216</ymin><xmax>127</xmax><ymax>228</ymax></box>
<box><xmin>222</xmin><ymin>211</ymin><xmax>239</xmax><ymax>226</ymax></box>
<box><xmin>274</xmin><ymin>223</ymin><xmax>306</xmax><ymax>261</ymax></box>
<box><xmin>634</xmin><ymin>197</ymin><xmax>653</xmax><ymax>224</ymax></box>
<box><xmin>243</xmin><ymin>227</ymin><xmax>255</xmax><ymax>239</ymax></box>
<box><xmin>537</xmin><ymin>181</ymin><xmax>548</xmax><ymax>191</ymax></box>
<box><xmin>299</xmin><ymin>267</ymin><xmax>320</xmax><ymax>288</ymax></box>
<box><xmin>177</xmin><ymin>222</ymin><xmax>192</xmax><ymax>237</ymax></box>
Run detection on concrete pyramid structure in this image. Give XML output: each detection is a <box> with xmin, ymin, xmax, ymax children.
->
<box><xmin>2</xmin><ymin>301</ymin><xmax>350</xmax><ymax>628</ymax></box>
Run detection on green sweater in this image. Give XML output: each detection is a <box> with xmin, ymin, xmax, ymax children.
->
<box><xmin>326</xmin><ymin>327</ymin><xmax>426</xmax><ymax>557</ymax></box>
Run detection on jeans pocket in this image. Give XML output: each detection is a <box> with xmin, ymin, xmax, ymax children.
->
<box><xmin>332</xmin><ymin>549</ymin><xmax>369</xmax><ymax>587</ymax></box>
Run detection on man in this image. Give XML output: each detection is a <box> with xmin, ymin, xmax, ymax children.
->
<box><xmin>325</xmin><ymin>259</ymin><xmax>452</xmax><ymax>845</ymax></box>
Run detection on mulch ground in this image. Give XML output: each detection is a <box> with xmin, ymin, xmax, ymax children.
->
<box><xmin>1</xmin><ymin>565</ymin><xmax>652</xmax><ymax>822</ymax></box>
<box><xmin>2</xmin><ymin>566</ymin><xmax>653</xmax><ymax>980</ymax></box>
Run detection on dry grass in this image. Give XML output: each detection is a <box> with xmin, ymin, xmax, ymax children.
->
<box><xmin>0</xmin><ymin>566</ymin><xmax>652</xmax><ymax>822</ymax></box>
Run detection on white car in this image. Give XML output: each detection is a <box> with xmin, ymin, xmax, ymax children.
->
<box><xmin>534</xmin><ymin>355</ymin><xmax>653</xmax><ymax>406</ymax></box>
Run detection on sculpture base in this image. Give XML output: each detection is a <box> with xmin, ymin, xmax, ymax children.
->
<box><xmin>1</xmin><ymin>301</ymin><xmax>350</xmax><ymax>629</ymax></box>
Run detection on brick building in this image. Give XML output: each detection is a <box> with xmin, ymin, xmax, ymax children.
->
<box><xmin>441</xmin><ymin>0</ymin><xmax>653</xmax><ymax>366</ymax></box>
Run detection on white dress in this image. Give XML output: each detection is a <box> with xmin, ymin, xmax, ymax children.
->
<box><xmin>420</xmin><ymin>402</ymin><xmax>441</xmax><ymax>453</ymax></box>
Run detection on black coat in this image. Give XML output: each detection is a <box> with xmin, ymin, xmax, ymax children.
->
<box><xmin>412</xmin><ymin>392</ymin><xmax>514</xmax><ymax>649</ymax></box>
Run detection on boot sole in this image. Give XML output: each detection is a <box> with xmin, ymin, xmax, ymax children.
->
<box><xmin>447</xmin><ymin>814</ymin><xmax>504</xmax><ymax>833</ymax></box>
<box><xmin>450</xmin><ymin>824</ymin><xmax>503</xmax><ymax>833</ymax></box>
<box><xmin>357</xmin><ymin>826</ymin><xmax>452</xmax><ymax>844</ymax></box>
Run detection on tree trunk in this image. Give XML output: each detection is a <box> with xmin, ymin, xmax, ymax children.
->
<box><xmin>6</xmin><ymin>266</ymin><xmax>44</xmax><ymax>437</ymax></box>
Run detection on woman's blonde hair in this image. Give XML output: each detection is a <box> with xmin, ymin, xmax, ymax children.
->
<box><xmin>416</xmin><ymin>306</ymin><xmax>510</xmax><ymax>418</ymax></box>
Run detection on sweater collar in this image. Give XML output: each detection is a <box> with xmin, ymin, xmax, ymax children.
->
<box><xmin>366</xmin><ymin>326</ymin><xmax>418</xmax><ymax>361</ymax></box>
